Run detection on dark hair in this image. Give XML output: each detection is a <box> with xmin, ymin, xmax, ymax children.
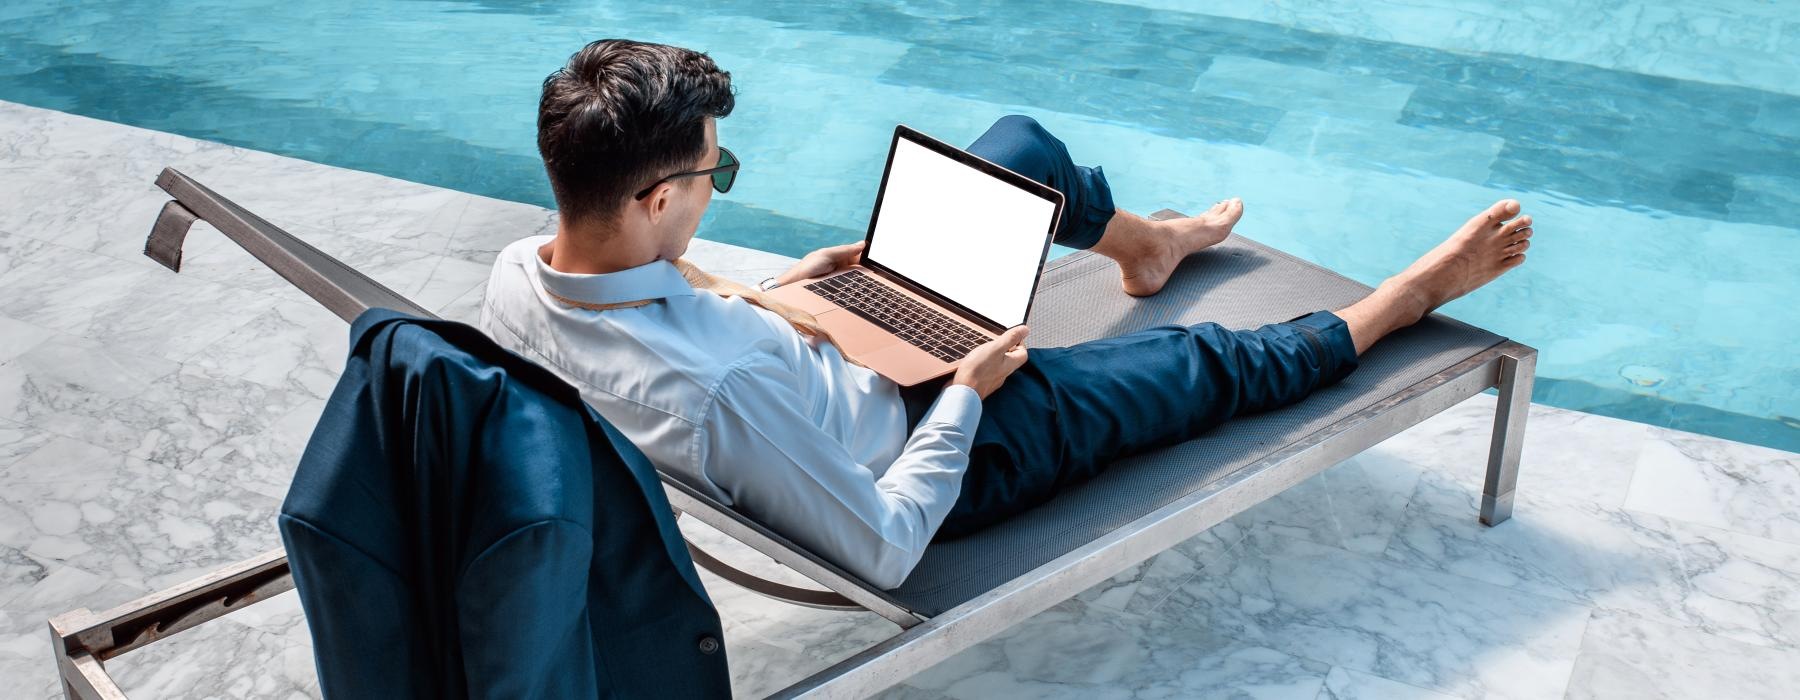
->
<box><xmin>537</xmin><ymin>39</ymin><xmax>735</xmax><ymax>225</ymax></box>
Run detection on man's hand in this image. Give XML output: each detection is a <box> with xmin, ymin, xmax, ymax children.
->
<box><xmin>952</xmin><ymin>325</ymin><xmax>1029</xmax><ymax>400</ymax></box>
<box><xmin>775</xmin><ymin>241</ymin><xmax>866</xmax><ymax>287</ymax></box>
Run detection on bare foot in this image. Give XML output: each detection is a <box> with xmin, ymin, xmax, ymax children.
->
<box><xmin>1383</xmin><ymin>199</ymin><xmax>1532</xmax><ymax>323</ymax></box>
<box><xmin>1113</xmin><ymin>198</ymin><xmax>1244</xmax><ymax>296</ymax></box>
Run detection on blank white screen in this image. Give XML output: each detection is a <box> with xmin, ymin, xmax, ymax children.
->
<box><xmin>865</xmin><ymin>137</ymin><xmax>1057</xmax><ymax>328</ymax></box>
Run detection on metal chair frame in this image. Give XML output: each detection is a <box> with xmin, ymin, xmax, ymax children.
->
<box><xmin>49</xmin><ymin>168</ymin><xmax>1534</xmax><ymax>698</ymax></box>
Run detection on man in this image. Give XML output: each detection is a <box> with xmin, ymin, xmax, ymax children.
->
<box><xmin>480</xmin><ymin>40</ymin><xmax>1532</xmax><ymax>588</ymax></box>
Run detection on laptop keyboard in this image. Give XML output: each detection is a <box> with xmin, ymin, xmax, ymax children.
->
<box><xmin>804</xmin><ymin>270</ymin><xmax>991</xmax><ymax>362</ymax></box>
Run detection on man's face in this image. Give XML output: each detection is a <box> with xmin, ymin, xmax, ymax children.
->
<box><xmin>654</xmin><ymin>117</ymin><xmax>719</xmax><ymax>260</ymax></box>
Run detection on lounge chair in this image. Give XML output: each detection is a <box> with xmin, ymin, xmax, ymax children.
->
<box><xmin>48</xmin><ymin>168</ymin><xmax>1536</xmax><ymax>698</ymax></box>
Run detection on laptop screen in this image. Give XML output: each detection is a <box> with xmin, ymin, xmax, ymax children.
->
<box><xmin>863</xmin><ymin>130</ymin><xmax>1060</xmax><ymax>329</ymax></box>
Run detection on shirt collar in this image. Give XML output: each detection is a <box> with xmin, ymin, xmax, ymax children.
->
<box><xmin>533</xmin><ymin>251</ymin><xmax>696</xmax><ymax>306</ymax></box>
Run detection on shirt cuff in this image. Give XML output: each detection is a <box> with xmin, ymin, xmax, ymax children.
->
<box><xmin>920</xmin><ymin>383</ymin><xmax>983</xmax><ymax>433</ymax></box>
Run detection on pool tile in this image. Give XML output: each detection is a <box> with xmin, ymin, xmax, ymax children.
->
<box><xmin>1263</xmin><ymin>113</ymin><xmax>1502</xmax><ymax>183</ymax></box>
<box><xmin>1195</xmin><ymin>56</ymin><xmax>1415</xmax><ymax>121</ymax></box>
<box><xmin>1753</xmin><ymin>94</ymin><xmax>1800</xmax><ymax>140</ymax></box>
<box><xmin>1729</xmin><ymin>173</ymin><xmax>1800</xmax><ymax>226</ymax></box>
<box><xmin>879</xmin><ymin>47</ymin><xmax>1285</xmax><ymax>146</ymax></box>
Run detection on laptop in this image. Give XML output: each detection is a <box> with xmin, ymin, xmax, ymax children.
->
<box><xmin>765</xmin><ymin>125</ymin><xmax>1064</xmax><ymax>386</ymax></box>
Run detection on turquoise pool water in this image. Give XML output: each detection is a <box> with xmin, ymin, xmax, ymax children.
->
<box><xmin>2</xmin><ymin>0</ymin><xmax>1796</xmax><ymax>451</ymax></box>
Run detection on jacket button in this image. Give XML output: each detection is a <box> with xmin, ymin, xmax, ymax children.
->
<box><xmin>698</xmin><ymin>635</ymin><xmax>720</xmax><ymax>655</ymax></box>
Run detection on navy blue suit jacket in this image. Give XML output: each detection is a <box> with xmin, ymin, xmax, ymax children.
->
<box><xmin>279</xmin><ymin>309</ymin><xmax>730</xmax><ymax>698</ymax></box>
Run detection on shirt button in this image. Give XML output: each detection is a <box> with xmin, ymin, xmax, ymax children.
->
<box><xmin>698</xmin><ymin>635</ymin><xmax>720</xmax><ymax>655</ymax></box>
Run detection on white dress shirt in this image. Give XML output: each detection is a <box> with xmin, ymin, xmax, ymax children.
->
<box><xmin>478</xmin><ymin>236</ymin><xmax>982</xmax><ymax>589</ymax></box>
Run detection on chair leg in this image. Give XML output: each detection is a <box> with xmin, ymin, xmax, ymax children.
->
<box><xmin>1481</xmin><ymin>350</ymin><xmax>1535</xmax><ymax>526</ymax></box>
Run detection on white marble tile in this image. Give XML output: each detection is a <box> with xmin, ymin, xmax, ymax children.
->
<box><xmin>183</xmin><ymin>300</ymin><xmax>348</xmax><ymax>401</ymax></box>
<box><xmin>1623</xmin><ymin>427</ymin><xmax>1800</xmax><ymax>545</ymax></box>
<box><xmin>339</xmin><ymin>188</ymin><xmax>557</xmax><ymax>264</ymax></box>
<box><xmin>1078</xmin><ymin>520</ymin><xmax>1245</xmax><ymax>615</ymax></box>
<box><xmin>2</xmin><ymin>561</ymin><xmax>151</xmax><ymax>621</ymax></box>
<box><xmin>0</xmin><ymin>418</ymin><xmax>53</xmax><ymax>469</ymax></box>
<box><xmin>1379</xmin><ymin>470</ymin><xmax>1694</xmax><ymax>631</ymax></box>
<box><xmin>0</xmin><ymin>610</ymin><xmax>62</xmax><ymax>700</ymax></box>
<box><xmin>0</xmin><ymin>546</ymin><xmax>50</xmax><ymax>609</ymax></box>
<box><xmin>436</xmin><ymin>280</ymin><xmax>487</xmax><ymax>325</ymax></box>
<box><xmin>0</xmin><ymin>235</ymin><xmax>54</xmax><ymax>282</ymax></box>
<box><xmin>0</xmin><ymin>316</ymin><xmax>55</xmax><ymax>365</ymax></box>
<box><xmin>878</xmin><ymin>593</ymin><xmax>1332</xmax><ymax>698</ymax></box>
<box><xmin>1316</xmin><ymin>665</ymin><xmax>1467</xmax><ymax>700</ymax></box>
<box><xmin>882</xmin><ymin>598</ymin><xmax>1331</xmax><ymax>700</ymax></box>
<box><xmin>177</xmin><ymin>224</ymin><xmax>490</xmax><ymax>314</ymax></box>
<box><xmin>0</xmin><ymin>237</ymin><xmax>278</xmax><ymax>364</ymax></box>
<box><xmin>92</xmin><ymin>365</ymin><xmax>314</xmax><ymax>473</ymax></box>
<box><xmin>1564</xmin><ymin>610</ymin><xmax>1800</xmax><ymax>700</ymax></box>
<box><xmin>0</xmin><ymin>564</ymin><xmax>151</xmax><ymax>700</ymax></box>
<box><xmin>1368</xmin><ymin>394</ymin><xmax>1649</xmax><ymax>512</ymax></box>
<box><xmin>1226</xmin><ymin>451</ymin><xmax>1424</xmax><ymax>557</ymax></box>
<box><xmin>0</xmin><ymin>435</ymin><xmax>129</xmax><ymax>485</ymax></box>
<box><xmin>1161</xmin><ymin>531</ymin><xmax>1590</xmax><ymax>700</ymax></box>
<box><xmin>201</xmin><ymin>398</ymin><xmax>326</xmax><ymax>502</ymax></box>
<box><xmin>1661</xmin><ymin>520</ymin><xmax>1800</xmax><ymax>650</ymax></box>
<box><xmin>104</xmin><ymin>614</ymin><xmax>319</xmax><ymax>699</ymax></box>
<box><xmin>0</xmin><ymin>439</ymin><xmax>282</xmax><ymax>591</ymax></box>
<box><xmin>0</xmin><ymin>334</ymin><xmax>179</xmax><ymax>444</ymax></box>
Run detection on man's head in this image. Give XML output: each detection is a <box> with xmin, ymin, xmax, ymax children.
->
<box><xmin>537</xmin><ymin>39</ymin><xmax>734</xmax><ymax>258</ymax></box>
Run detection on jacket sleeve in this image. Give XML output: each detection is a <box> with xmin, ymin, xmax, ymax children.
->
<box><xmin>695</xmin><ymin>355</ymin><xmax>982</xmax><ymax>589</ymax></box>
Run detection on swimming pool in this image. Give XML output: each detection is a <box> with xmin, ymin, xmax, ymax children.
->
<box><xmin>2</xmin><ymin>0</ymin><xmax>1795</xmax><ymax>451</ymax></box>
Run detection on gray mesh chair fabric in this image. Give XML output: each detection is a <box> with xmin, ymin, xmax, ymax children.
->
<box><xmin>880</xmin><ymin>236</ymin><xmax>1503</xmax><ymax>617</ymax></box>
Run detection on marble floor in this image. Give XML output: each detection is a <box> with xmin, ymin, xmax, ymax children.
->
<box><xmin>1</xmin><ymin>101</ymin><xmax>1797</xmax><ymax>699</ymax></box>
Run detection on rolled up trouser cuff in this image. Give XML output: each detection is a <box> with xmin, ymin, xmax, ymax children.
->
<box><xmin>1286</xmin><ymin>310</ymin><xmax>1360</xmax><ymax>385</ymax></box>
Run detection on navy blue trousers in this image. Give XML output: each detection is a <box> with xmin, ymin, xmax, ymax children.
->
<box><xmin>902</xmin><ymin>116</ymin><xmax>1361</xmax><ymax>539</ymax></box>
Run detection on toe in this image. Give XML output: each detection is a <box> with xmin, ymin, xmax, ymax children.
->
<box><xmin>1505</xmin><ymin>238</ymin><xmax>1531</xmax><ymax>255</ymax></box>
<box><xmin>1478</xmin><ymin>199</ymin><xmax>1521</xmax><ymax>227</ymax></box>
<box><xmin>1500</xmin><ymin>214</ymin><xmax>1533</xmax><ymax>235</ymax></box>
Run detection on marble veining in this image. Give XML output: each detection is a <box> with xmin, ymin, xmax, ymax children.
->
<box><xmin>0</xmin><ymin>100</ymin><xmax>1797</xmax><ymax>698</ymax></box>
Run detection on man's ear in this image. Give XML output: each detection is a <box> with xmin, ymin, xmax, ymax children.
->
<box><xmin>643</xmin><ymin>183</ymin><xmax>673</xmax><ymax>226</ymax></box>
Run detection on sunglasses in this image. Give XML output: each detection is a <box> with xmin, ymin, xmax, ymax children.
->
<box><xmin>633</xmin><ymin>146</ymin><xmax>739</xmax><ymax>200</ymax></box>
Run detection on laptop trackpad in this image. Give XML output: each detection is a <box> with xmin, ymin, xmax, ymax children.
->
<box><xmin>815</xmin><ymin>308</ymin><xmax>898</xmax><ymax>356</ymax></box>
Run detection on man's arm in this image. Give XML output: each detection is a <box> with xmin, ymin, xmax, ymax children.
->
<box><xmin>697</xmin><ymin>354</ymin><xmax>981</xmax><ymax>589</ymax></box>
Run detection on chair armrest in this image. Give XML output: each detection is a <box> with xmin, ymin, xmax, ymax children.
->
<box><xmin>47</xmin><ymin>549</ymin><xmax>294</xmax><ymax>700</ymax></box>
